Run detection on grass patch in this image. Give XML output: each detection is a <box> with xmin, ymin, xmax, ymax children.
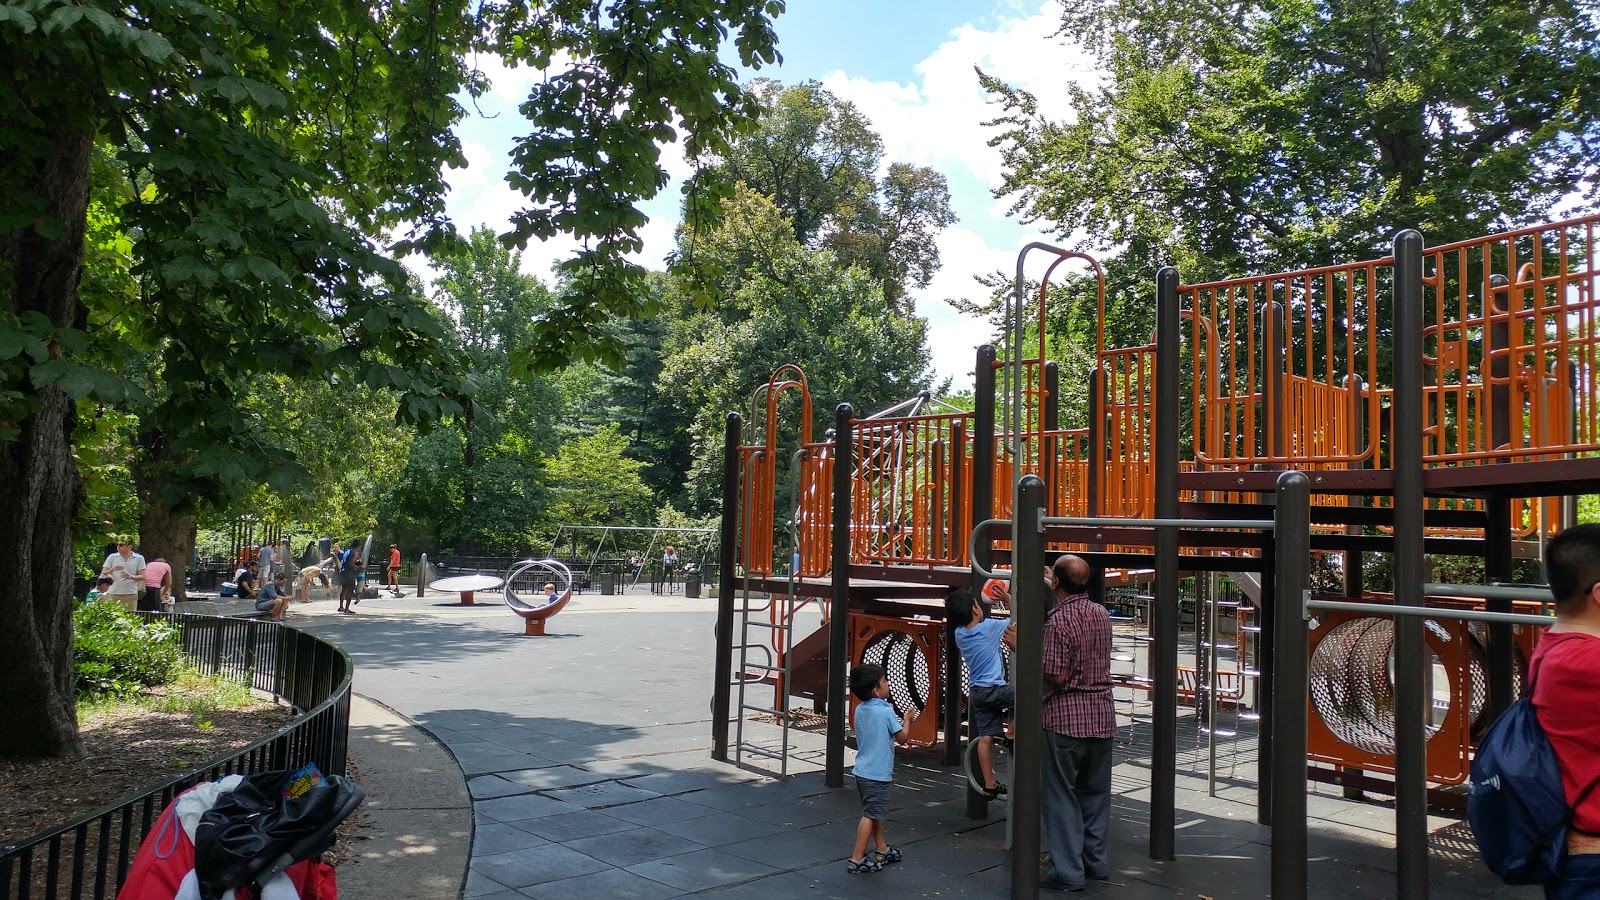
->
<box><xmin>78</xmin><ymin>667</ymin><xmax>262</xmax><ymax>721</ymax></box>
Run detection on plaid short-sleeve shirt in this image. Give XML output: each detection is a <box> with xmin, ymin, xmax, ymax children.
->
<box><xmin>1042</xmin><ymin>592</ymin><xmax>1116</xmax><ymax>739</ymax></box>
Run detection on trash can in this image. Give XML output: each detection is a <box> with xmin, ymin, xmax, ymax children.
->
<box><xmin>600</xmin><ymin>568</ymin><xmax>616</xmax><ymax>595</ymax></box>
<box><xmin>685</xmin><ymin>571</ymin><xmax>701</xmax><ymax>599</ymax></box>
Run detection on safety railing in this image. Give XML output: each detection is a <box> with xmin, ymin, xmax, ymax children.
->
<box><xmin>850</xmin><ymin>411</ymin><xmax>972</xmax><ymax>568</ymax></box>
<box><xmin>0</xmin><ymin>614</ymin><xmax>354</xmax><ymax>900</ymax></box>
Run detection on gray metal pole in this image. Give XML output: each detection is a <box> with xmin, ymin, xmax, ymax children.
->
<box><xmin>711</xmin><ymin>413</ymin><xmax>742</xmax><ymax>762</ymax></box>
<box><xmin>1087</xmin><ymin>366</ymin><xmax>1107</xmax><ymax>607</ymax></box>
<box><xmin>1392</xmin><ymin>229</ymin><xmax>1430</xmax><ymax>899</ymax></box>
<box><xmin>1151</xmin><ymin>265</ymin><xmax>1181</xmax><ymax>861</ymax></box>
<box><xmin>826</xmin><ymin>404</ymin><xmax>854</xmax><ymax>788</ymax></box>
<box><xmin>1010</xmin><ymin>475</ymin><xmax>1047</xmax><ymax>900</ymax></box>
<box><xmin>1271</xmin><ymin>471</ymin><xmax>1311</xmax><ymax>897</ymax></box>
<box><xmin>416</xmin><ymin>552</ymin><xmax>428</xmax><ymax>598</ymax></box>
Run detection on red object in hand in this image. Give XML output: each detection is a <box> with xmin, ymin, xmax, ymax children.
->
<box><xmin>982</xmin><ymin>578</ymin><xmax>1009</xmax><ymax>602</ymax></box>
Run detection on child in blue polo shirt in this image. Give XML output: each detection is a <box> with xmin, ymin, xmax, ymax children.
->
<box><xmin>848</xmin><ymin>663</ymin><xmax>907</xmax><ymax>874</ymax></box>
<box><xmin>947</xmin><ymin>585</ymin><xmax>1016</xmax><ymax>798</ymax></box>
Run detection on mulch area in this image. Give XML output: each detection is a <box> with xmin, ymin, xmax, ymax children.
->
<box><xmin>0</xmin><ymin>700</ymin><xmax>295</xmax><ymax>847</ymax></box>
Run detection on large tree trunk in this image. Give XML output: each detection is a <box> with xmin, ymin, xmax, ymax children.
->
<box><xmin>0</xmin><ymin>124</ymin><xmax>94</xmax><ymax>758</ymax></box>
<box><xmin>135</xmin><ymin>428</ymin><xmax>195</xmax><ymax>601</ymax></box>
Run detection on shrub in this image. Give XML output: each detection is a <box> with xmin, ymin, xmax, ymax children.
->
<box><xmin>74</xmin><ymin>601</ymin><xmax>183</xmax><ymax>699</ymax></box>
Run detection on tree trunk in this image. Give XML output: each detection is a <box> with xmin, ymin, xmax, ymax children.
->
<box><xmin>0</xmin><ymin>124</ymin><xmax>94</xmax><ymax>758</ymax></box>
<box><xmin>135</xmin><ymin>428</ymin><xmax>195</xmax><ymax>601</ymax></box>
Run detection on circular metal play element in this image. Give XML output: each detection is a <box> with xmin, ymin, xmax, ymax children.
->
<box><xmin>502</xmin><ymin>558</ymin><xmax>575</xmax><ymax>635</ymax></box>
<box><xmin>429</xmin><ymin>573</ymin><xmax>505</xmax><ymax>605</ymax></box>
<box><xmin>859</xmin><ymin>628</ymin><xmax>931</xmax><ymax>716</ymax></box>
<box><xmin>1308</xmin><ymin>617</ymin><xmax>1446</xmax><ymax>756</ymax></box>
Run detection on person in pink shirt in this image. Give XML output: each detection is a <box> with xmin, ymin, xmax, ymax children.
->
<box><xmin>141</xmin><ymin>557</ymin><xmax>173</xmax><ymax>612</ymax></box>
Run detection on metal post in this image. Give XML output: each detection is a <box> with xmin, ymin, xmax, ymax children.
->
<box><xmin>1264</xmin><ymin>300</ymin><xmax>1287</xmax><ymax>459</ymax></box>
<box><xmin>1343</xmin><ymin>373</ymin><xmax>1367</xmax><ymax>800</ymax></box>
<box><xmin>416</xmin><ymin>553</ymin><xmax>428</xmax><ymax>598</ymax></box>
<box><xmin>1150</xmin><ymin>266</ymin><xmax>1181</xmax><ymax>861</ymax></box>
<box><xmin>1043</xmin><ymin>361</ymin><xmax>1060</xmax><ymax>512</ymax></box>
<box><xmin>826</xmin><ymin>404</ymin><xmax>854</xmax><ymax>788</ymax></box>
<box><xmin>944</xmin><ymin>421</ymin><xmax>967</xmax><ymax>768</ymax></box>
<box><xmin>1010</xmin><ymin>475</ymin><xmax>1047</xmax><ymax>900</ymax></box>
<box><xmin>1087</xmin><ymin>366</ymin><xmax>1107</xmax><ymax>606</ymax></box>
<box><xmin>968</xmin><ymin>345</ymin><xmax>998</xmax><ymax>818</ymax></box>
<box><xmin>711</xmin><ymin>413</ymin><xmax>742</xmax><ymax>762</ymax></box>
<box><xmin>1271</xmin><ymin>471</ymin><xmax>1311</xmax><ymax>897</ymax></box>
<box><xmin>1392</xmin><ymin>229</ymin><xmax>1429</xmax><ymax>899</ymax></box>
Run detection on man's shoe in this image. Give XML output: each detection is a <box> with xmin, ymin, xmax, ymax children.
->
<box><xmin>1038</xmin><ymin>869</ymin><xmax>1085</xmax><ymax>892</ymax></box>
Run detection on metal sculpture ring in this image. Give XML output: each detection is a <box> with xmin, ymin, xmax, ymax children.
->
<box><xmin>503</xmin><ymin>558</ymin><xmax>575</xmax><ymax>635</ymax></box>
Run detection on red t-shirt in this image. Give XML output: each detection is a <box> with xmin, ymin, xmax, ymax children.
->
<box><xmin>389</xmin><ymin>548</ymin><xmax>400</xmax><ymax>568</ymax></box>
<box><xmin>1530</xmin><ymin>631</ymin><xmax>1600</xmax><ymax>833</ymax></box>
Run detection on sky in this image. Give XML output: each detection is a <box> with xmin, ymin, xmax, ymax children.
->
<box><xmin>431</xmin><ymin>0</ymin><xmax>1103</xmax><ymax>386</ymax></box>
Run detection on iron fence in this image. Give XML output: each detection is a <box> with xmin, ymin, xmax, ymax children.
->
<box><xmin>0</xmin><ymin>613</ymin><xmax>354</xmax><ymax>899</ymax></box>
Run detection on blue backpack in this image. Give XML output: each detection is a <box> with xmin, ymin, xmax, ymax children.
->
<box><xmin>1468</xmin><ymin>687</ymin><xmax>1600</xmax><ymax>884</ymax></box>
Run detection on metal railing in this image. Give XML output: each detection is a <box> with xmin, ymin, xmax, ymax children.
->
<box><xmin>0</xmin><ymin>613</ymin><xmax>354</xmax><ymax>900</ymax></box>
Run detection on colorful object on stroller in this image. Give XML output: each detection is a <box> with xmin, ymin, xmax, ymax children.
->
<box><xmin>118</xmin><ymin>766</ymin><xmax>363</xmax><ymax>900</ymax></box>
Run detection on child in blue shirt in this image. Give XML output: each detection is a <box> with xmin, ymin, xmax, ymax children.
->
<box><xmin>947</xmin><ymin>585</ymin><xmax>1016</xmax><ymax>798</ymax></box>
<box><xmin>848</xmin><ymin>663</ymin><xmax>906</xmax><ymax>874</ymax></box>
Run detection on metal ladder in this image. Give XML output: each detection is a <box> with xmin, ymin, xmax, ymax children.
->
<box><xmin>1195</xmin><ymin>572</ymin><xmax>1259</xmax><ymax>795</ymax></box>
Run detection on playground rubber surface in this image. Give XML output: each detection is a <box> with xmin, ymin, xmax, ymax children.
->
<box><xmin>188</xmin><ymin>586</ymin><xmax>1538</xmax><ymax>898</ymax></box>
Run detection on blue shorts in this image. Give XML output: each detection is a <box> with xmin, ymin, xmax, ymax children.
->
<box><xmin>970</xmin><ymin>684</ymin><xmax>1014</xmax><ymax>738</ymax></box>
<box><xmin>1547</xmin><ymin>853</ymin><xmax>1600</xmax><ymax>899</ymax></box>
<box><xmin>856</xmin><ymin>777</ymin><xmax>891</xmax><ymax>820</ymax></box>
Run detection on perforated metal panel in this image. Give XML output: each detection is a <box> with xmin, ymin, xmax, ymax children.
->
<box><xmin>849</xmin><ymin>613</ymin><xmax>944</xmax><ymax>748</ymax></box>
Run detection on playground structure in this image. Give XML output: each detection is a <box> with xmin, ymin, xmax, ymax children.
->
<box><xmin>503</xmin><ymin>558</ymin><xmax>576</xmax><ymax>635</ymax></box>
<box><xmin>708</xmin><ymin>214</ymin><xmax>1600</xmax><ymax>897</ymax></box>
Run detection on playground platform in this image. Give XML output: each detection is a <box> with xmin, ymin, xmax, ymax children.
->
<box><xmin>277</xmin><ymin>587</ymin><xmax>1532</xmax><ymax>898</ymax></box>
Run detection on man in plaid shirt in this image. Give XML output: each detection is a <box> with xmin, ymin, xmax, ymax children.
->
<box><xmin>1040</xmin><ymin>554</ymin><xmax>1116</xmax><ymax>891</ymax></box>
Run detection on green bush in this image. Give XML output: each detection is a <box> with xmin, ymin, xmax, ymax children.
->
<box><xmin>74</xmin><ymin>601</ymin><xmax>183</xmax><ymax>699</ymax></box>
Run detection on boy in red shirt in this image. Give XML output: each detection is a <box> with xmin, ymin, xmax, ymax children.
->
<box><xmin>1531</xmin><ymin>523</ymin><xmax>1600</xmax><ymax>897</ymax></box>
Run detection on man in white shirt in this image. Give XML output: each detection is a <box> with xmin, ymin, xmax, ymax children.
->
<box><xmin>100</xmin><ymin>541</ymin><xmax>147</xmax><ymax>613</ymax></box>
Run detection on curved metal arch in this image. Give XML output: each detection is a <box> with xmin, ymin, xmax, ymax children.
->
<box><xmin>503</xmin><ymin>558</ymin><xmax>575</xmax><ymax>633</ymax></box>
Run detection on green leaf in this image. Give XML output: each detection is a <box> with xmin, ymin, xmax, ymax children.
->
<box><xmin>0</xmin><ymin>4</ymin><xmax>38</xmax><ymax>31</ymax></box>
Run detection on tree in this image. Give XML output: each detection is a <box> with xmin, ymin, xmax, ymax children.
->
<box><xmin>543</xmin><ymin>424</ymin><xmax>654</xmax><ymax>527</ymax></box>
<box><xmin>696</xmin><ymin>80</ymin><xmax>957</xmax><ymax>311</ymax></box>
<box><xmin>661</xmin><ymin>188</ymin><xmax>934</xmax><ymax>514</ymax></box>
<box><xmin>982</xmin><ymin>0</ymin><xmax>1600</xmax><ymax>286</ymax></box>
<box><xmin>1</xmin><ymin>0</ymin><xmax>781</xmax><ymax>757</ymax></box>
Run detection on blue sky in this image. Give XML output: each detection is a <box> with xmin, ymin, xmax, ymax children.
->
<box><xmin>433</xmin><ymin>0</ymin><xmax>1101</xmax><ymax>385</ymax></box>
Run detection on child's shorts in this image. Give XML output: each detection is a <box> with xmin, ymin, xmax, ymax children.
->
<box><xmin>970</xmin><ymin>683</ymin><xmax>1014</xmax><ymax>738</ymax></box>
<box><xmin>856</xmin><ymin>777</ymin><xmax>892</xmax><ymax>820</ymax></box>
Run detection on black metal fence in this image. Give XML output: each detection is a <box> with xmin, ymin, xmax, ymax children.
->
<box><xmin>0</xmin><ymin>614</ymin><xmax>354</xmax><ymax>899</ymax></box>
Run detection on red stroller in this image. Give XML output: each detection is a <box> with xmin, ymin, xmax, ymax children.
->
<box><xmin>118</xmin><ymin>767</ymin><xmax>363</xmax><ymax>900</ymax></box>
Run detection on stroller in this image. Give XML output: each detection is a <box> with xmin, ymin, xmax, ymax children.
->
<box><xmin>118</xmin><ymin>765</ymin><xmax>363</xmax><ymax>900</ymax></box>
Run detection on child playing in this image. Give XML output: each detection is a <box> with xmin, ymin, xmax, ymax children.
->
<box><xmin>86</xmin><ymin>575</ymin><xmax>114</xmax><ymax>604</ymax></box>
<box><xmin>947</xmin><ymin>585</ymin><xmax>1016</xmax><ymax>798</ymax></box>
<box><xmin>848</xmin><ymin>663</ymin><xmax>907</xmax><ymax>874</ymax></box>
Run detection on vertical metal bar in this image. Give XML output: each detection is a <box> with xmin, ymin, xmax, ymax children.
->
<box><xmin>1010</xmin><ymin>475</ymin><xmax>1047</xmax><ymax>900</ymax></box>
<box><xmin>1392</xmin><ymin>229</ymin><xmax>1430</xmax><ymax>899</ymax></box>
<box><xmin>969</xmin><ymin>345</ymin><xmax>997</xmax><ymax>817</ymax></box>
<box><xmin>826</xmin><ymin>404</ymin><xmax>854</xmax><ymax>788</ymax></box>
<box><xmin>1270</xmin><ymin>471</ymin><xmax>1311</xmax><ymax>898</ymax></box>
<box><xmin>712</xmin><ymin>414</ymin><xmax>742</xmax><ymax>761</ymax></box>
<box><xmin>1485</xmin><ymin>498</ymin><xmax>1514</xmax><ymax>713</ymax></box>
<box><xmin>1088</xmin><ymin>366</ymin><xmax>1107</xmax><ymax>606</ymax></box>
<box><xmin>1151</xmin><ymin>265</ymin><xmax>1181</xmax><ymax>861</ymax></box>
<box><xmin>1043</xmin><ymin>361</ymin><xmax>1060</xmax><ymax>514</ymax></box>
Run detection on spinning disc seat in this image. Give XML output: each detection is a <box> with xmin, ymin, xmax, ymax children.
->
<box><xmin>504</xmin><ymin>558</ymin><xmax>575</xmax><ymax>635</ymax></box>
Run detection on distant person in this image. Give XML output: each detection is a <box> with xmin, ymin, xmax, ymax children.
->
<box><xmin>629</xmin><ymin>552</ymin><xmax>643</xmax><ymax>580</ymax></box>
<box><xmin>233</xmin><ymin>560</ymin><xmax>261</xmax><ymax>599</ymax></box>
<box><xmin>100</xmin><ymin>540</ymin><xmax>147</xmax><ymax>612</ymax></box>
<box><xmin>1531</xmin><ymin>524</ymin><xmax>1600</xmax><ymax>897</ymax></box>
<box><xmin>663</xmin><ymin>545</ymin><xmax>680</xmax><ymax>593</ymax></box>
<box><xmin>141</xmin><ymin>556</ymin><xmax>173</xmax><ymax>612</ymax></box>
<box><xmin>297</xmin><ymin>560</ymin><xmax>332</xmax><ymax>602</ymax></box>
<box><xmin>387</xmin><ymin>544</ymin><xmax>402</xmax><ymax>593</ymax></box>
<box><xmin>845</xmin><ymin>663</ymin><xmax>906</xmax><ymax>875</ymax></box>
<box><xmin>947</xmin><ymin>585</ymin><xmax>1016</xmax><ymax>798</ymax></box>
<box><xmin>86</xmin><ymin>576</ymin><xmax>114</xmax><ymax>604</ymax></box>
<box><xmin>259</xmin><ymin>542</ymin><xmax>275</xmax><ymax>579</ymax></box>
<box><xmin>257</xmin><ymin>573</ymin><xmax>291</xmax><ymax>620</ymax></box>
<box><xmin>337</xmin><ymin>542</ymin><xmax>358</xmax><ymax>614</ymax></box>
<box><xmin>1039</xmin><ymin>554</ymin><xmax>1116</xmax><ymax>891</ymax></box>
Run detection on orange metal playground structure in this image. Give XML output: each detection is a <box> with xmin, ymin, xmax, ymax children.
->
<box><xmin>707</xmin><ymin>213</ymin><xmax>1600</xmax><ymax>873</ymax></box>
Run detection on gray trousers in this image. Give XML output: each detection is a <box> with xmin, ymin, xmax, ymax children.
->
<box><xmin>1041</xmin><ymin>731</ymin><xmax>1113</xmax><ymax>885</ymax></box>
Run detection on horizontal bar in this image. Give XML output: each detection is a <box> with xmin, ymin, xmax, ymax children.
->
<box><xmin>1307</xmin><ymin>598</ymin><xmax>1555</xmax><ymax>627</ymax></box>
<box><xmin>970</xmin><ymin>519</ymin><xmax>1013</xmax><ymax>580</ymax></box>
<box><xmin>1423</xmin><ymin>582</ymin><xmax>1552</xmax><ymax>603</ymax></box>
<box><xmin>1040</xmin><ymin>515</ymin><xmax>1276</xmax><ymax>531</ymax></box>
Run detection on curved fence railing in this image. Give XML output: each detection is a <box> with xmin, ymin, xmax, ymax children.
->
<box><xmin>0</xmin><ymin>613</ymin><xmax>353</xmax><ymax>900</ymax></box>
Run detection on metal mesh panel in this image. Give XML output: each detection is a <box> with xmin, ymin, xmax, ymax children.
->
<box><xmin>1308</xmin><ymin>617</ymin><xmax>1445</xmax><ymax>756</ymax></box>
<box><xmin>860</xmin><ymin>630</ymin><xmax>932</xmax><ymax>717</ymax></box>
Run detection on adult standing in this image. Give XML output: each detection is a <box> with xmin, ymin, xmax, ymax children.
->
<box><xmin>142</xmin><ymin>556</ymin><xmax>173</xmax><ymax>612</ymax></box>
<box><xmin>1039</xmin><ymin>553</ymin><xmax>1116</xmax><ymax>891</ymax></box>
<box><xmin>100</xmin><ymin>540</ymin><xmax>147</xmax><ymax>612</ymax></box>
<box><xmin>387</xmin><ymin>544</ymin><xmax>401</xmax><ymax>594</ymax></box>
<box><xmin>259</xmin><ymin>542</ymin><xmax>275</xmax><ymax>579</ymax></box>
<box><xmin>663</xmin><ymin>545</ymin><xmax>680</xmax><ymax>593</ymax></box>
<box><xmin>336</xmin><ymin>541</ymin><xmax>358</xmax><ymax>614</ymax></box>
<box><xmin>1531</xmin><ymin>524</ymin><xmax>1600</xmax><ymax>898</ymax></box>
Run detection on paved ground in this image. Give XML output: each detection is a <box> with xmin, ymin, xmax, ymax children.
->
<box><xmin>187</xmin><ymin>584</ymin><xmax>1535</xmax><ymax>898</ymax></box>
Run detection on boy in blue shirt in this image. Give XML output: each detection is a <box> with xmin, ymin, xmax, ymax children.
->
<box><xmin>947</xmin><ymin>585</ymin><xmax>1016</xmax><ymax>798</ymax></box>
<box><xmin>848</xmin><ymin>663</ymin><xmax>906</xmax><ymax>874</ymax></box>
